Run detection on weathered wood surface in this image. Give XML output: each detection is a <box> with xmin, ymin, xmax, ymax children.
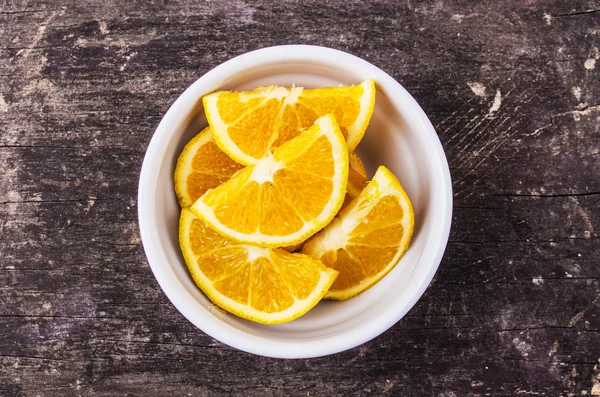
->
<box><xmin>1</xmin><ymin>0</ymin><xmax>599</xmax><ymax>395</ymax></box>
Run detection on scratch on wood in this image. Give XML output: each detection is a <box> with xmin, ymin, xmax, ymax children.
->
<box><xmin>525</xmin><ymin>122</ymin><xmax>553</xmax><ymax>137</ymax></box>
<box><xmin>435</xmin><ymin>109</ymin><xmax>458</xmax><ymax>130</ymax></box>
<box><xmin>556</xmin><ymin>9</ymin><xmax>600</xmax><ymax>17</ymax></box>
<box><xmin>569</xmin><ymin>311</ymin><xmax>586</xmax><ymax>326</ymax></box>
<box><xmin>21</xmin><ymin>11</ymin><xmax>58</xmax><ymax>59</ymax></box>
<box><xmin>572</xmin><ymin>196</ymin><xmax>598</xmax><ymax>238</ymax></box>
<box><xmin>569</xmin><ymin>294</ymin><xmax>600</xmax><ymax>327</ymax></box>
<box><xmin>444</xmin><ymin>111</ymin><xmax>481</xmax><ymax>145</ymax></box>
<box><xmin>455</xmin><ymin>119</ymin><xmax>519</xmax><ymax>177</ymax></box>
<box><xmin>0</xmin><ymin>9</ymin><xmax>47</xmax><ymax>15</ymax></box>
<box><xmin>447</xmin><ymin>115</ymin><xmax>486</xmax><ymax>153</ymax></box>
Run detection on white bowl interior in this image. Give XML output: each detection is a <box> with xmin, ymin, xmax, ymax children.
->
<box><xmin>140</xmin><ymin>46</ymin><xmax>451</xmax><ymax>358</ymax></box>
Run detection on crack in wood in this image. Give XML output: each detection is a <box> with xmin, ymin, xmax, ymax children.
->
<box><xmin>0</xmin><ymin>145</ymin><xmax>86</xmax><ymax>149</ymax></box>
<box><xmin>434</xmin><ymin>278</ymin><xmax>600</xmax><ymax>285</ymax></box>
<box><xmin>555</xmin><ymin>9</ymin><xmax>600</xmax><ymax>17</ymax></box>
<box><xmin>454</xmin><ymin>205</ymin><xmax>501</xmax><ymax>210</ymax></box>
<box><xmin>501</xmin><ymin>357</ymin><xmax>599</xmax><ymax>365</ymax></box>
<box><xmin>0</xmin><ymin>45</ymin><xmax>67</xmax><ymax>51</ymax></box>
<box><xmin>0</xmin><ymin>9</ymin><xmax>49</xmax><ymax>15</ymax></box>
<box><xmin>525</xmin><ymin>104</ymin><xmax>600</xmax><ymax>137</ymax></box>
<box><xmin>483</xmin><ymin>326</ymin><xmax>600</xmax><ymax>334</ymax></box>
<box><xmin>494</xmin><ymin>192</ymin><xmax>600</xmax><ymax>198</ymax></box>
<box><xmin>404</xmin><ymin>312</ymin><xmax>501</xmax><ymax>318</ymax></box>
<box><xmin>0</xmin><ymin>197</ymin><xmax>129</xmax><ymax>205</ymax></box>
<box><xmin>20</xmin><ymin>388</ymin><xmax>75</xmax><ymax>394</ymax></box>
<box><xmin>0</xmin><ymin>354</ymin><xmax>76</xmax><ymax>363</ymax></box>
<box><xmin>97</xmin><ymin>338</ymin><xmax>220</xmax><ymax>349</ymax></box>
<box><xmin>0</xmin><ymin>314</ymin><xmax>130</xmax><ymax>320</ymax></box>
<box><xmin>449</xmin><ymin>237</ymin><xmax>599</xmax><ymax>244</ymax></box>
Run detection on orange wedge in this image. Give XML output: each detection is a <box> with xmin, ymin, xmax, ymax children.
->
<box><xmin>203</xmin><ymin>80</ymin><xmax>375</xmax><ymax>165</ymax></box>
<box><xmin>174</xmin><ymin>127</ymin><xmax>243</xmax><ymax>207</ymax></box>
<box><xmin>191</xmin><ymin>114</ymin><xmax>348</xmax><ymax>247</ymax></box>
<box><xmin>301</xmin><ymin>166</ymin><xmax>414</xmax><ymax>300</ymax></box>
<box><xmin>179</xmin><ymin>208</ymin><xmax>338</xmax><ymax>324</ymax></box>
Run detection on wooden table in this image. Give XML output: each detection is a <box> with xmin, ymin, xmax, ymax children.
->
<box><xmin>1</xmin><ymin>0</ymin><xmax>599</xmax><ymax>395</ymax></box>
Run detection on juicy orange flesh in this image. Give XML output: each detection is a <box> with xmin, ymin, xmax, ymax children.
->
<box><xmin>348</xmin><ymin>167</ymin><xmax>368</xmax><ymax>195</ymax></box>
<box><xmin>201</xmin><ymin>123</ymin><xmax>337</xmax><ymax>237</ymax></box>
<box><xmin>214</xmin><ymin>84</ymin><xmax>365</xmax><ymax>158</ymax></box>
<box><xmin>349</xmin><ymin>152</ymin><xmax>367</xmax><ymax>178</ymax></box>
<box><xmin>191</xmin><ymin>141</ymin><xmax>241</xmax><ymax>173</ymax></box>
<box><xmin>298</xmin><ymin>85</ymin><xmax>364</xmax><ymax>140</ymax></box>
<box><xmin>211</xmin><ymin>177</ymin><xmax>263</xmax><ymax>234</ymax></box>
<box><xmin>258</xmin><ymin>181</ymin><xmax>305</xmax><ymax>235</ymax></box>
<box><xmin>189</xmin><ymin>218</ymin><xmax>232</xmax><ymax>255</ymax></box>
<box><xmin>185</xmin><ymin>140</ymin><xmax>243</xmax><ymax>203</ymax></box>
<box><xmin>294</xmin><ymin>103</ymin><xmax>320</xmax><ymax>131</ymax></box>
<box><xmin>349</xmin><ymin>196</ymin><xmax>404</xmax><ymax>241</ymax></box>
<box><xmin>186</xmin><ymin>173</ymin><xmax>227</xmax><ymax>204</ymax></box>
<box><xmin>271</xmin><ymin>104</ymin><xmax>301</xmax><ymax>147</ymax></box>
<box><xmin>323</xmin><ymin>195</ymin><xmax>405</xmax><ymax>292</ymax></box>
<box><xmin>187</xmin><ymin>218</ymin><xmax>327</xmax><ymax>313</ymax></box>
<box><xmin>273</xmin><ymin>169</ymin><xmax>333</xmax><ymax>220</ymax></box>
<box><xmin>204</xmin><ymin>247</ymin><xmax>251</xmax><ymax>301</ymax></box>
<box><xmin>216</xmin><ymin>94</ymin><xmax>265</xmax><ymax>124</ymax></box>
<box><xmin>341</xmin><ymin>167</ymin><xmax>368</xmax><ymax>210</ymax></box>
<box><xmin>250</xmin><ymin>257</ymin><xmax>295</xmax><ymax>312</ymax></box>
<box><xmin>339</xmin><ymin>154</ymin><xmax>368</xmax><ymax>211</ymax></box>
<box><xmin>278</xmin><ymin>135</ymin><xmax>335</xmax><ymax>177</ymax></box>
<box><xmin>269</xmin><ymin>249</ymin><xmax>326</xmax><ymax>299</ymax></box>
<box><xmin>227</xmin><ymin>98</ymin><xmax>281</xmax><ymax>159</ymax></box>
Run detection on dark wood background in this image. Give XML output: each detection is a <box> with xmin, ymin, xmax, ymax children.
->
<box><xmin>1</xmin><ymin>0</ymin><xmax>599</xmax><ymax>395</ymax></box>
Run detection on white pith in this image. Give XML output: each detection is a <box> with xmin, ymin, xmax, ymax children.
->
<box><xmin>250</xmin><ymin>155</ymin><xmax>282</xmax><ymax>184</ymax></box>
<box><xmin>245</xmin><ymin>246</ymin><xmax>269</xmax><ymax>261</ymax></box>
<box><xmin>283</xmin><ymin>85</ymin><xmax>303</xmax><ymax>106</ymax></box>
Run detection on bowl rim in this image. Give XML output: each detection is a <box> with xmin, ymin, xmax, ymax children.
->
<box><xmin>138</xmin><ymin>44</ymin><xmax>453</xmax><ymax>358</ymax></box>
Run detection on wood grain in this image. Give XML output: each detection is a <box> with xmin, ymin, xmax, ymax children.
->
<box><xmin>1</xmin><ymin>0</ymin><xmax>599</xmax><ymax>395</ymax></box>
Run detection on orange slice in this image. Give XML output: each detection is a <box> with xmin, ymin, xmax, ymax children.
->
<box><xmin>301</xmin><ymin>166</ymin><xmax>414</xmax><ymax>300</ymax></box>
<box><xmin>179</xmin><ymin>208</ymin><xmax>338</xmax><ymax>324</ymax></box>
<box><xmin>342</xmin><ymin>152</ymin><xmax>369</xmax><ymax>210</ymax></box>
<box><xmin>203</xmin><ymin>80</ymin><xmax>375</xmax><ymax>165</ymax></box>
<box><xmin>174</xmin><ymin>127</ymin><xmax>244</xmax><ymax>207</ymax></box>
<box><xmin>191</xmin><ymin>114</ymin><xmax>348</xmax><ymax>247</ymax></box>
<box><xmin>349</xmin><ymin>151</ymin><xmax>367</xmax><ymax>178</ymax></box>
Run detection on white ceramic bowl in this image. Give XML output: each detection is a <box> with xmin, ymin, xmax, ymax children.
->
<box><xmin>138</xmin><ymin>45</ymin><xmax>452</xmax><ymax>359</ymax></box>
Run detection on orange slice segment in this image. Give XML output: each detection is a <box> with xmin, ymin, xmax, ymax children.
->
<box><xmin>191</xmin><ymin>114</ymin><xmax>348</xmax><ymax>247</ymax></box>
<box><xmin>342</xmin><ymin>152</ymin><xmax>369</xmax><ymax>210</ymax></box>
<box><xmin>301</xmin><ymin>166</ymin><xmax>414</xmax><ymax>300</ymax></box>
<box><xmin>349</xmin><ymin>151</ymin><xmax>367</xmax><ymax>178</ymax></box>
<box><xmin>203</xmin><ymin>80</ymin><xmax>375</xmax><ymax>165</ymax></box>
<box><xmin>179</xmin><ymin>208</ymin><xmax>338</xmax><ymax>324</ymax></box>
<box><xmin>174</xmin><ymin>127</ymin><xmax>244</xmax><ymax>207</ymax></box>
